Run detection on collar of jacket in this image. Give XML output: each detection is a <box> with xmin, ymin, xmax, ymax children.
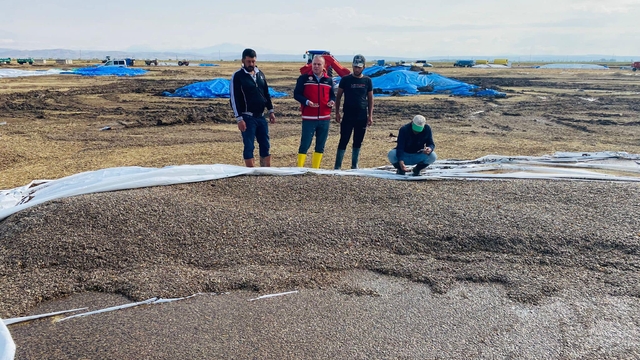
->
<box><xmin>306</xmin><ymin>69</ymin><xmax>327</xmax><ymax>78</ymax></box>
<box><xmin>241</xmin><ymin>66</ymin><xmax>261</xmax><ymax>75</ymax></box>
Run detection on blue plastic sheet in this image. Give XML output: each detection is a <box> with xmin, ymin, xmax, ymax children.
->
<box><xmin>62</xmin><ymin>67</ymin><xmax>148</xmax><ymax>77</ymax></box>
<box><xmin>336</xmin><ymin>67</ymin><xmax>505</xmax><ymax>97</ymax></box>
<box><xmin>198</xmin><ymin>63</ymin><xmax>219</xmax><ymax>67</ymax></box>
<box><xmin>163</xmin><ymin>78</ymin><xmax>288</xmax><ymax>99</ymax></box>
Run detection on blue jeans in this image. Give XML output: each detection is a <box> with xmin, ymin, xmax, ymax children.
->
<box><xmin>298</xmin><ymin>120</ymin><xmax>330</xmax><ymax>154</ymax></box>
<box><xmin>388</xmin><ymin>149</ymin><xmax>437</xmax><ymax>166</ymax></box>
<box><xmin>241</xmin><ymin>114</ymin><xmax>270</xmax><ymax>160</ymax></box>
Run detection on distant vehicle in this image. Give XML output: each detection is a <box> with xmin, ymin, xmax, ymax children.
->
<box><xmin>415</xmin><ymin>60</ymin><xmax>433</xmax><ymax>67</ymax></box>
<box><xmin>303</xmin><ymin>50</ymin><xmax>335</xmax><ymax>76</ymax></box>
<box><xmin>102</xmin><ymin>56</ymin><xmax>134</xmax><ymax>66</ymax></box>
<box><xmin>303</xmin><ymin>50</ymin><xmax>331</xmax><ymax>64</ymax></box>
<box><xmin>102</xmin><ymin>59</ymin><xmax>128</xmax><ymax>67</ymax></box>
<box><xmin>633</xmin><ymin>61</ymin><xmax>640</xmax><ymax>72</ymax></box>
<box><xmin>0</xmin><ymin>58</ymin><xmax>11</xmax><ymax>64</ymax></box>
<box><xmin>454</xmin><ymin>60</ymin><xmax>475</xmax><ymax>67</ymax></box>
<box><xmin>17</xmin><ymin>58</ymin><xmax>34</xmax><ymax>65</ymax></box>
<box><xmin>178</xmin><ymin>60</ymin><xmax>189</xmax><ymax>66</ymax></box>
<box><xmin>145</xmin><ymin>59</ymin><xmax>158</xmax><ymax>66</ymax></box>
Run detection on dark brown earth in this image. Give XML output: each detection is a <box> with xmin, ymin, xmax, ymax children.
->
<box><xmin>1</xmin><ymin>176</ymin><xmax>640</xmax><ymax>358</ymax></box>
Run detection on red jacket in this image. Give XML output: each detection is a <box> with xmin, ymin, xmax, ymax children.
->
<box><xmin>294</xmin><ymin>71</ymin><xmax>336</xmax><ymax>121</ymax></box>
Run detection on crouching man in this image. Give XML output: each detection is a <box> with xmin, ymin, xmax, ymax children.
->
<box><xmin>388</xmin><ymin>115</ymin><xmax>437</xmax><ymax>176</ymax></box>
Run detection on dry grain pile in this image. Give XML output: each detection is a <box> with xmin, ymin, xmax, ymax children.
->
<box><xmin>1</xmin><ymin>176</ymin><xmax>639</xmax><ymax>318</ymax></box>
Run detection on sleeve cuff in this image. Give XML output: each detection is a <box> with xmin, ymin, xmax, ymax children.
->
<box><xmin>236</xmin><ymin>116</ymin><xmax>243</xmax><ymax>122</ymax></box>
<box><xmin>268</xmin><ymin>109</ymin><xmax>275</xmax><ymax>114</ymax></box>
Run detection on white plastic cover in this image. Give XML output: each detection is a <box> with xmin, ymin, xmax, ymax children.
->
<box><xmin>0</xmin><ymin>69</ymin><xmax>64</xmax><ymax>78</ymax></box>
<box><xmin>1</xmin><ymin>152</ymin><xmax>639</xmax><ymax>221</ymax></box>
<box><xmin>0</xmin><ymin>319</ymin><xmax>15</xmax><ymax>360</ymax></box>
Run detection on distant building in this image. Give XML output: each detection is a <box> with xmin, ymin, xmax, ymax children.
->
<box><xmin>33</xmin><ymin>59</ymin><xmax>47</xmax><ymax>65</ymax></box>
<box><xmin>55</xmin><ymin>59</ymin><xmax>73</xmax><ymax>65</ymax></box>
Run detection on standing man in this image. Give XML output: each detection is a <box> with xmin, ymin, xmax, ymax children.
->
<box><xmin>230</xmin><ymin>48</ymin><xmax>276</xmax><ymax>167</ymax></box>
<box><xmin>388</xmin><ymin>115</ymin><xmax>437</xmax><ymax>176</ymax></box>
<box><xmin>293</xmin><ymin>55</ymin><xmax>336</xmax><ymax>168</ymax></box>
<box><xmin>334</xmin><ymin>54</ymin><xmax>374</xmax><ymax>170</ymax></box>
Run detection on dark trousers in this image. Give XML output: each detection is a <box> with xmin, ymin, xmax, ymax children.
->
<box><xmin>241</xmin><ymin>114</ymin><xmax>270</xmax><ymax>160</ymax></box>
<box><xmin>337</xmin><ymin>118</ymin><xmax>367</xmax><ymax>150</ymax></box>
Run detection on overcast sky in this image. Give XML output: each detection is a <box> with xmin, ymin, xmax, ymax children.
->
<box><xmin>1</xmin><ymin>0</ymin><xmax>638</xmax><ymax>57</ymax></box>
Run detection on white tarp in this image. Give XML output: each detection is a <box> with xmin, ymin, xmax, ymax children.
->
<box><xmin>0</xmin><ymin>69</ymin><xmax>64</xmax><ymax>78</ymax></box>
<box><xmin>0</xmin><ymin>319</ymin><xmax>15</xmax><ymax>360</ymax></box>
<box><xmin>537</xmin><ymin>64</ymin><xmax>609</xmax><ymax>70</ymax></box>
<box><xmin>1</xmin><ymin>152</ymin><xmax>639</xmax><ymax>222</ymax></box>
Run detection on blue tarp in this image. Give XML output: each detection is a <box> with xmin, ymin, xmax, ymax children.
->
<box><xmin>198</xmin><ymin>63</ymin><xmax>219</xmax><ymax>67</ymax></box>
<box><xmin>163</xmin><ymin>78</ymin><xmax>288</xmax><ymax>99</ymax></box>
<box><xmin>336</xmin><ymin>66</ymin><xmax>505</xmax><ymax>97</ymax></box>
<box><xmin>61</xmin><ymin>66</ymin><xmax>148</xmax><ymax>77</ymax></box>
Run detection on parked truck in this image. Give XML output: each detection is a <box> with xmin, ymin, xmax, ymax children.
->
<box><xmin>102</xmin><ymin>56</ymin><xmax>134</xmax><ymax>66</ymax></box>
<box><xmin>632</xmin><ymin>61</ymin><xmax>640</xmax><ymax>71</ymax></box>
<box><xmin>0</xmin><ymin>58</ymin><xmax>11</xmax><ymax>64</ymax></box>
<box><xmin>17</xmin><ymin>58</ymin><xmax>34</xmax><ymax>65</ymax></box>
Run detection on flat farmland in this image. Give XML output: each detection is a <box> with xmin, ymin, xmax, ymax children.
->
<box><xmin>1</xmin><ymin>62</ymin><xmax>639</xmax><ymax>188</ymax></box>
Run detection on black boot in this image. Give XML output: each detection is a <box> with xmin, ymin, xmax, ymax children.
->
<box><xmin>392</xmin><ymin>162</ymin><xmax>405</xmax><ymax>175</ymax></box>
<box><xmin>412</xmin><ymin>162</ymin><xmax>428</xmax><ymax>176</ymax></box>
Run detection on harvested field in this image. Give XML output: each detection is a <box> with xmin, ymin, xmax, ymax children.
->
<box><xmin>1</xmin><ymin>63</ymin><xmax>640</xmax><ymax>188</ymax></box>
<box><xmin>1</xmin><ymin>62</ymin><xmax>640</xmax><ymax>359</ymax></box>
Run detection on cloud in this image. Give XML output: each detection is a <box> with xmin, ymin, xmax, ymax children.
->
<box><xmin>569</xmin><ymin>0</ymin><xmax>640</xmax><ymax>13</ymax></box>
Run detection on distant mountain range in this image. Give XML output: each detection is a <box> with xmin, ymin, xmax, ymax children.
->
<box><xmin>0</xmin><ymin>47</ymin><xmax>636</xmax><ymax>63</ymax></box>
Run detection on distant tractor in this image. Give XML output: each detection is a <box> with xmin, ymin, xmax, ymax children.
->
<box><xmin>145</xmin><ymin>59</ymin><xmax>158</xmax><ymax>66</ymax></box>
<box><xmin>633</xmin><ymin>61</ymin><xmax>640</xmax><ymax>72</ymax></box>
<box><xmin>0</xmin><ymin>58</ymin><xmax>11</xmax><ymax>65</ymax></box>
<box><xmin>17</xmin><ymin>58</ymin><xmax>34</xmax><ymax>65</ymax></box>
<box><xmin>178</xmin><ymin>60</ymin><xmax>190</xmax><ymax>66</ymax></box>
<box><xmin>301</xmin><ymin>50</ymin><xmax>350</xmax><ymax>77</ymax></box>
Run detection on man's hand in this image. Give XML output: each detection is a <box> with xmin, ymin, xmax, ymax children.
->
<box><xmin>367</xmin><ymin>115</ymin><xmax>373</xmax><ymax>127</ymax></box>
<box><xmin>399</xmin><ymin>161</ymin><xmax>408</xmax><ymax>172</ymax></box>
<box><xmin>424</xmin><ymin>147</ymin><xmax>432</xmax><ymax>155</ymax></box>
<box><xmin>269</xmin><ymin>112</ymin><xmax>276</xmax><ymax>124</ymax></box>
<box><xmin>237</xmin><ymin>119</ymin><xmax>247</xmax><ymax>132</ymax></box>
<box><xmin>327</xmin><ymin>100</ymin><xmax>335</xmax><ymax>108</ymax></box>
<box><xmin>307</xmin><ymin>101</ymin><xmax>319</xmax><ymax>108</ymax></box>
<box><xmin>335</xmin><ymin>113</ymin><xmax>341</xmax><ymax>124</ymax></box>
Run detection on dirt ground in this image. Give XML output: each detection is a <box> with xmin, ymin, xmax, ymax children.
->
<box><xmin>1</xmin><ymin>62</ymin><xmax>640</xmax><ymax>359</ymax></box>
<box><xmin>1</xmin><ymin>61</ymin><xmax>639</xmax><ymax>188</ymax></box>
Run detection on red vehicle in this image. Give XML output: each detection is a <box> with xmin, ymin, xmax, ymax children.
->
<box><xmin>300</xmin><ymin>50</ymin><xmax>351</xmax><ymax>77</ymax></box>
<box><xmin>633</xmin><ymin>62</ymin><xmax>640</xmax><ymax>71</ymax></box>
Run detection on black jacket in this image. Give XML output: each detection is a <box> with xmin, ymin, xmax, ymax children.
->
<box><xmin>395</xmin><ymin>122</ymin><xmax>435</xmax><ymax>162</ymax></box>
<box><xmin>230</xmin><ymin>67</ymin><xmax>274</xmax><ymax>120</ymax></box>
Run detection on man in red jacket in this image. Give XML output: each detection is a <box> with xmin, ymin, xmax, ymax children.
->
<box><xmin>293</xmin><ymin>56</ymin><xmax>336</xmax><ymax>168</ymax></box>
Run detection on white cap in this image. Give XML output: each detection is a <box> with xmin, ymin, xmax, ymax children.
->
<box><xmin>412</xmin><ymin>115</ymin><xmax>426</xmax><ymax>132</ymax></box>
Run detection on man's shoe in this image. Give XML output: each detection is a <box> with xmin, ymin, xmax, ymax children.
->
<box><xmin>297</xmin><ymin>153</ymin><xmax>307</xmax><ymax>167</ymax></box>
<box><xmin>412</xmin><ymin>163</ymin><xmax>429</xmax><ymax>176</ymax></box>
<box><xmin>351</xmin><ymin>148</ymin><xmax>361</xmax><ymax>169</ymax></box>
<box><xmin>392</xmin><ymin>162</ymin><xmax>405</xmax><ymax>175</ymax></box>
<box><xmin>334</xmin><ymin>149</ymin><xmax>345</xmax><ymax>170</ymax></box>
